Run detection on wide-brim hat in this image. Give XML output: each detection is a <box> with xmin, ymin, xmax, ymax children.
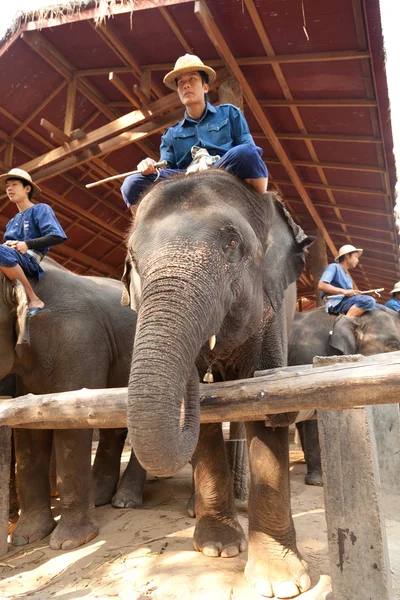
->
<box><xmin>0</xmin><ymin>168</ymin><xmax>41</xmax><ymax>197</ymax></box>
<box><xmin>390</xmin><ymin>282</ymin><xmax>400</xmax><ymax>295</ymax></box>
<box><xmin>163</xmin><ymin>54</ymin><xmax>217</xmax><ymax>91</ymax></box>
<box><xmin>335</xmin><ymin>244</ymin><xmax>363</xmax><ymax>262</ymax></box>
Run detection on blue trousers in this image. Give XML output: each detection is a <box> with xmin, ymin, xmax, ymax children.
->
<box><xmin>121</xmin><ymin>144</ymin><xmax>268</xmax><ymax>208</ymax></box>
<box><xmin>0</xmin><ymin>245</ymin><xmax>42</xmax><ymax>278</ymax></box>
<box><xmin>329</xmin><ymin>294</ymin><xmax>376</xmax><ymax>315</ymax></box>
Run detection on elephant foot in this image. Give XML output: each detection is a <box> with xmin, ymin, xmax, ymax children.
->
<box><xmin>12</xmin><ymin>511</ymin><xmax>56</xmax><ymax>546</ymax></box>
<box><xmin>193</xmin><ymin>514</ymin><xmax>246</xmax><ymax>558</ymax></box>
<box><xmin>245</xmin><ymin>535</ymin><xmax>310</xmax><ymax>598</ymax></box>
<box><xmin>93</xmin><ymin>474</ymin><xmax>119</xmax><ymax>507</ymax></box>
<box><xmin>187</xmin><ymin>491</ymin><xmax>196</xmax><ymax>518</ymax></box>
<box><xmin>305</xmin><ymin>470</ymin><xmax>323</xmax><ymax>487</ymax></box>
<box><xmin>112</xmin><ymin>485</ymin><xmax>143</xmax><ymax>509</ymax></box>
<box><xmin>49</xmin><ymin>517</ymin><xmax>99</xmax><ymax>550</ymax></box>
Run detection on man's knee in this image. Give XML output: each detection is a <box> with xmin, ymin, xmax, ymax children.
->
<box><xmin>228</xmin><ymin>143</ymin><xmax>260</xmax><ymax>162</ymax></box>
<box><xmin>354</xmin><ymin>295</ymin><xmax>376</xmax><ymax>312</ymax></box>
<box><xmin>120</xmin><ymin>173</ymin><xmax>153</xmax><ymax>209</ymax></box>
<box><xmin>0</xmin><ymin>246</ymin><xmax>18</xmax><ymax>268</ymax></box>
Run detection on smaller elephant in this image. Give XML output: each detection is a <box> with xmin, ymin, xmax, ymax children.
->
<box><xmin>289</xmin><ymin>306</ymin><xmax>400</xmax><ymax>485</ymax></box>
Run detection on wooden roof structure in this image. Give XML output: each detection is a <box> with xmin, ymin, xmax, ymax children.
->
<box><xmin>0</xmin><ymin>0</ymin><xmax>398</xmax><ymax>300</ymax></box>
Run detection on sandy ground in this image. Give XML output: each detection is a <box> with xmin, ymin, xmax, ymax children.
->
<box><xmin>0</xmin><ymin>443</ymin><xmax>399</xmax><ymax>600</ymax></box>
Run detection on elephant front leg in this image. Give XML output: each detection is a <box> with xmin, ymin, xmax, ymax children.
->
<box><xmin>245</xmin><ymin>422</ymin><xmax>310</xmax><ymax>599</ymax></box>
<box><xmin>49</xmin><ymin>429</ymin><xmax>99</xmax><ymax>550</ymax></box>
<box><xmin>12</xmin><ymin>429</ymin><xmax>56</xmax><ymax>546</ymax></box>
<box><xmin>192</xmin><ymin>423</ymin><xmax>246</xmax><ymax>558</ymax></box>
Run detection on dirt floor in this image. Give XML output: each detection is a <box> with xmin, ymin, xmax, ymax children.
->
<box><xmin>0</xmin><ymin>442</ymin><xmax>399</xmax><ymax>600</ymax></box>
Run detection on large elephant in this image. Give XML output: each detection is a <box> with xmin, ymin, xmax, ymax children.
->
<box><xmin>289</xmin><ymin>306</ymin><xmax>400</xmax><ymax>485</ymax></box>
<box><xmin>122</xmin><ymin>170</ymin><xmax>313</xmax><ymax>599</ymax></box>
<box><xmin>0</xmin><ymin>259</ymin><xmax>145</xmax><ymax>550</ymax></box>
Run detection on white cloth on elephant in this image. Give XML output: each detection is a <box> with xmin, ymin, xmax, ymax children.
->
<box><xmin>185</xmin><ymin>146</ymin><xmax>220</xmax><ymax>175</ymax></box>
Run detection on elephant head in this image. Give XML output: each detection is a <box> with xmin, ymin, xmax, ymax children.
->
<box><xmin>0</xmin><ymin>274</ymin><xmax>30</xmax><ymax>379</ymax></box>
<box><xmin>330</xmin><ymin>308</ymin><xmax>400</xmax><ymax>356</ymax></box>
<box><xmin>123</xmin><ymin>171</ymin><xmax>312</xmax><ymax>477</ymax></box>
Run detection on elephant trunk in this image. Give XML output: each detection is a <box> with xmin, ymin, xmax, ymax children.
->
<box><xmin>127</xmin><ymin>268</ymin><xmax>217</xmax><ymax>477</ymax></box>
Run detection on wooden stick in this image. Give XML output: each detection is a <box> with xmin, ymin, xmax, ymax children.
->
<box><xmin>85</xmin><ymin>160</ymin><xmax>168</xmax><ymax>189</ymax></box>
<box><xmin>1</xmin><ymin>351</ymin><xmax>400</xmax><ymax>429</ymax></box>
<box><xmin>326</xmin><ymin>288</ymin><xmax>384</xmax><ymax>299</ymax></box>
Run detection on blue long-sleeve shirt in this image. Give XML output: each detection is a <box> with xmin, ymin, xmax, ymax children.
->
<box><xmin>160</xmin><ymin>102</ymin><xmax>255</xmax><ymax>170</ymax></box>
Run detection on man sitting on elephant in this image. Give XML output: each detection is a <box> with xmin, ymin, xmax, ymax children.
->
<box><xmin>0</xmin><ymin>168</ymin><xmax>66</xmax><ymax>320</ymax></box>
<box><xmin>385</xmin><ymin>282</ymin><xmax>400</xmax><ymax>312</ymax></box>
<box><xmin>318</xmin><ymin>244</ymin><xmax>376</xmax><ymax>317</ymax></box>
<box><xmin>121</xmin><ymin>54</ymin><xmax>268</xmax><ymax>216</ymax></box>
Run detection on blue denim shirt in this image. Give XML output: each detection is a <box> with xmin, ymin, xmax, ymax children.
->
<box><xmin>385</xmin><ymin>297</ymin><xmax>400</xmax><ymax>312</ymax></box>
<box><xmin>4</xmin><ymin>203</ymin><xmax>67</xmax><ymax>256</ymax></box>
<box><xmin>160</xmin><ymin>102</ymin><xmax>255</xmax><ymax>169</ymax></box>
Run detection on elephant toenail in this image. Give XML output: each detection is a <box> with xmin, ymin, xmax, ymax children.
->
<box><xmin>221</xmin><ymin>545</ymin><xmax>239</xmax><ymax>558</ymax></box>
<box><xmin>275</xmin><ymin>581</ymin><xmax>300</xmax><ymax>598</ymax></box>
<box><xmin>300</xmin><ymin>572</ymin><xmax>311</xmax><ymax>592</ymax></box>
<box><xmin>254</xmin><ymin>580</ymin><xmax>273</xmax><ymax>597</ymax></box>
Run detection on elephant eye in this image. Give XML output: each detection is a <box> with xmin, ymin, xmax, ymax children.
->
<box><xmin>226</xmin><ymin>238</ymin><xmax>238</xmax><ymax>248</ymax></box>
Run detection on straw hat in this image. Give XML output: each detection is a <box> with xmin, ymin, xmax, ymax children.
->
<box><xmin>390</xmin><ymin>282</ymin><xmax>400</xmax><ymax>295</ymax></box>
<box><xmin>0</xmin><ymin>168</ymin><xmax>41</xmax><ymax>197</ymax></box>
<box><xmin>163</xmin><ymin>54</ymin><xmax>217</xmax><ymax>90</ymax></box>
<box><xmin>335</xmin><ymin>244</ymin><xmax>363</xmax><ymax>262</ymax></box>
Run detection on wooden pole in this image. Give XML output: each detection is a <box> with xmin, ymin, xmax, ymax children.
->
<box><xmin>1</xmin><ymin>351</ymin><xmax>400</xmax><ymax>430</ymax></box>
<box><xmin>309</xmin><ymin>229</ymin><xmax>328</xmax><ymax>307</ymax></box>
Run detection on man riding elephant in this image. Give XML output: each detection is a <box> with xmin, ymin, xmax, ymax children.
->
<box><xmin>120</xmin><ymin>54</ymin><xmax>269</xmax><ymax>216</ymax></box>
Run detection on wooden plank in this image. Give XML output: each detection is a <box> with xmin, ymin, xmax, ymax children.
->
<box><xmin>259</xmin><ymin>98</ymin><xmax>377</xmax><ymax>107</ymax></box>
<box><xmin>286</xmin><ymin>197</ymin><xmax>391</xmax><ymax>217</ymax></box>
<box><xmin>4</xmin><ymin>143</ymin><xmax>13</xmax><ymax>168</ymax></box>
<box><xmin>40</xmin><ymin>118</ymin><xmax>71</xmax><ymax>145</ymax></box>
<box><xmin>64</xmin><ymin>79</ymin><xmax>77</xmax><ymax>135</ymax></box>
<box><xmin>109</xmin><ymin>72</ymin><xmax>141</xmax><ymax>109</ymax></box>
<box><xmin>2</xmin><ymin>350</ymin><xmax>400</xmax><ymax>429</ymax></box>
<box><xmin>0</xmin><ymin>425</ymin><xmax>11</xmax><ymax>557</ymax></box>
<box><xmin>194</xmin><ymin>0</ymin><xmax>337</xmax><ymax>258</ymax></box>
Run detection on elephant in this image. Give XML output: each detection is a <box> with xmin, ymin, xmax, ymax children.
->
<box><xmin>0</xmin><ymin>258</ymin><xmax>146</xmax><ymax>550</ymax></box>
<box><xmin>122</xmin><ymin>170</ymin><xmax>313</xmax><ymax>599</ymax></box>
<box><xmin>289</xmin><ymin>306</ymin><xmax>400</xmax><ymax>485</ymax></box>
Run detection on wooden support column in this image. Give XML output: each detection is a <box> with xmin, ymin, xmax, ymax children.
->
<box><xmin>316</xmin><ymin>355</ymin><xmax>393</xmax><ymax>600</ymax></box>
<box><xmin>218</xmin><ymin>77</ymin><xmax>248</xmax><ymax>499</ymax></box>
<box><xmin>4</xmin><ymin>144</ymin><xmax>13</xmax><ymax>168</ymax></box>
<box><xmin>0</xmin><ymin>424</ymin><xmax>11</xmax><ymax>557</ymax></box>
<box><xmin>309</xmin><ymin>229</ymin><xmax>328</xmax><ymax>306</ymax></box>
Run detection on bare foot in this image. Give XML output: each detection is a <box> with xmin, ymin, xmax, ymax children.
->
<box><xmin>245</xmin><ymin>534</ymin><xmax>310</xmax><ymax>598</ymax></box>
<box><xmin>12</xmin><ymin>510</ymin><xmax>56</xmax><ymax>546</ymax></box>
<box><xmin>193</xmin><ymin>514</ymin><xmax>247</xmax><ymax>558</ymax></box>
<box><xmin>28</xmin><ymin>298</ymin><xmax>45</xmax><ymax>310</ymax></box>
<box><xmin>49</xmin><ymin>518</ymin><xmax>99</xmax><ymax>550</ymax></box>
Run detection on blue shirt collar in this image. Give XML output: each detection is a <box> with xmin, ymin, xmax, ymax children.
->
<box><xmin>181</xmin><ymin>101</ymin><xmax>216</xmax><ymax>125</ymax></box>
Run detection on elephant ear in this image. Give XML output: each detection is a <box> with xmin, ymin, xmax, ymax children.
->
<box><xmin>121</xmin><ymin>255</ymin><xmax>141</xmax><ymax>311</ymax></box>
<box><xmin>263</xmin><ymin>198</ymin><xmax>314</xmax><ymax>312</ymax></box>
<box><xmin>13</xmin><ymin>280</ymin><xmax>30</xmax><ymax>356</ymax></box>
<box><xmin>329</xmin><ymin>314</ymin><xmax>358</xmax><ymax>355</ymax></box>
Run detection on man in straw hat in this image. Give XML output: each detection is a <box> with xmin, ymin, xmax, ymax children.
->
<box><xmin>318</xmin><ymin>244</ymin><xmax>377</xmax><ymax>317</ymax></box>
<box><xmin>121</xmin><ymin>54</ymin><xmax>268</xmax><ymax>214</ymax></box>
<box><xmin>0</xmin><ymin>168</ymin><xmax>66</xmax><ymax>320</ymax></box>
<box><xmin>385</xmin><ymin>282</ymin><xmax>400</xmax><ymax>312</ymax></box>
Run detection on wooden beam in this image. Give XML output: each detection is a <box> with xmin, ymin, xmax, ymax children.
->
<box><xmin>258</xmin><ymin>98</ymin><xmax>377</xmax><ymax>108</ymax></box>
<box><xmin>159</xmin><ymin>6</ymin><xmax>193</xmax><ymax>53</ymax></box>
<box><xmin>3</xmin><ymin>351</ymin><xmax>400</xmax><ymax>429</ymax></box>
<box><xmin>266</xmin><ymin>157</ymin><xmax>386</xmax><ymax>174</ymax></box>
<box><xmin>40</xmin><ymin>118</ymin><xmax>71</xmax><ymax>145</ymax></box>
<box><xmin>330</xmin><ymin>231</ymin><xmax>396</xmax><ymax>248</ymax></box>
<box><xmin>64</xmin><ymin>80</ymin><xmax>77</xmax><ymax>135</ymax></box>
<box><xmin>20</xmin><ymin>92</ymin><xmax>179</xmax><ymax>175</ymax></box>
<box><xmin>273</xmin><ymin>179</ymin><xmax>388</xmax><ymax>198</ymax></box>
<box><xmin>30</xmin><ymin>108</ymin><xmax>183</xmax><ymax>182</ymax></box>
<box><xmin>286</xmin><ymin>197</ymin><xmax>391</xmax><ymax>217</ymax></box>
<box><xmin>194</xmin><ymin>0</ymin><xmax>337</xmax><ymax>258</ymax></box>
<box><xmin>140</xmin><ymin>50</ymin><xmax>370</xmax><ymax>71</ymax></box>
<box><xmin>50</xmin><ymin>242</ymin><xmax>120</xmax><ymax>278</ymax></box>
<box><xmin>108</xmin><ymin>72</ymin><xmax>141</xmax><ymax>109</ymax></box>
<box><xmin>4</xmin><ymin>144</ymin><xmax>13</xmax><ymax>168</ymax></box>
<box><xmin>255</xmin><ymin>132</ymin><xmax>382</xmax><ymax>144</ymax></box>
<box><xmin>140</xmin><ymin>70</ymin><xmax>151</xmax><ymax>102</ymax></box>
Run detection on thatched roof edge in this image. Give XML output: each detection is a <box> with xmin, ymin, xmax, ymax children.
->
<box><xmin>1</xmin><ymin>0</ymin><xmax>135</xmax><ymax>45</ymax></box>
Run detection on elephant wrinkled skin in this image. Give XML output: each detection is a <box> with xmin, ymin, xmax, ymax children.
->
<box><xmin>123</xmin><ymin>170</ymin><xmax>313</xmax><ymax>599</ymax></box>
<box><xmin>290</xmin><ymin>306</ymin><xmax>400</xmax><ymax>486</ymax></box>
<box><xmin>0</xmin><ymin>260</ymin><xmax>145</xmax><ymax>550</ymax></box>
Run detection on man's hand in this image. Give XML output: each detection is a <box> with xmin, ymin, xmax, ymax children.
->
<box><xmin>137</xmin><ymin>157</ymin><xmax>157</xmax><ymax>175</ymax></box>
<box><xmin>343</xmin><ymin>289</ymin><xmax>360</xmax><ymax>297</ymax></box>
<box><xmin>3</xmin><ymin>240</ymin><xmax>29</xmax><ymax>254</ymax></box>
